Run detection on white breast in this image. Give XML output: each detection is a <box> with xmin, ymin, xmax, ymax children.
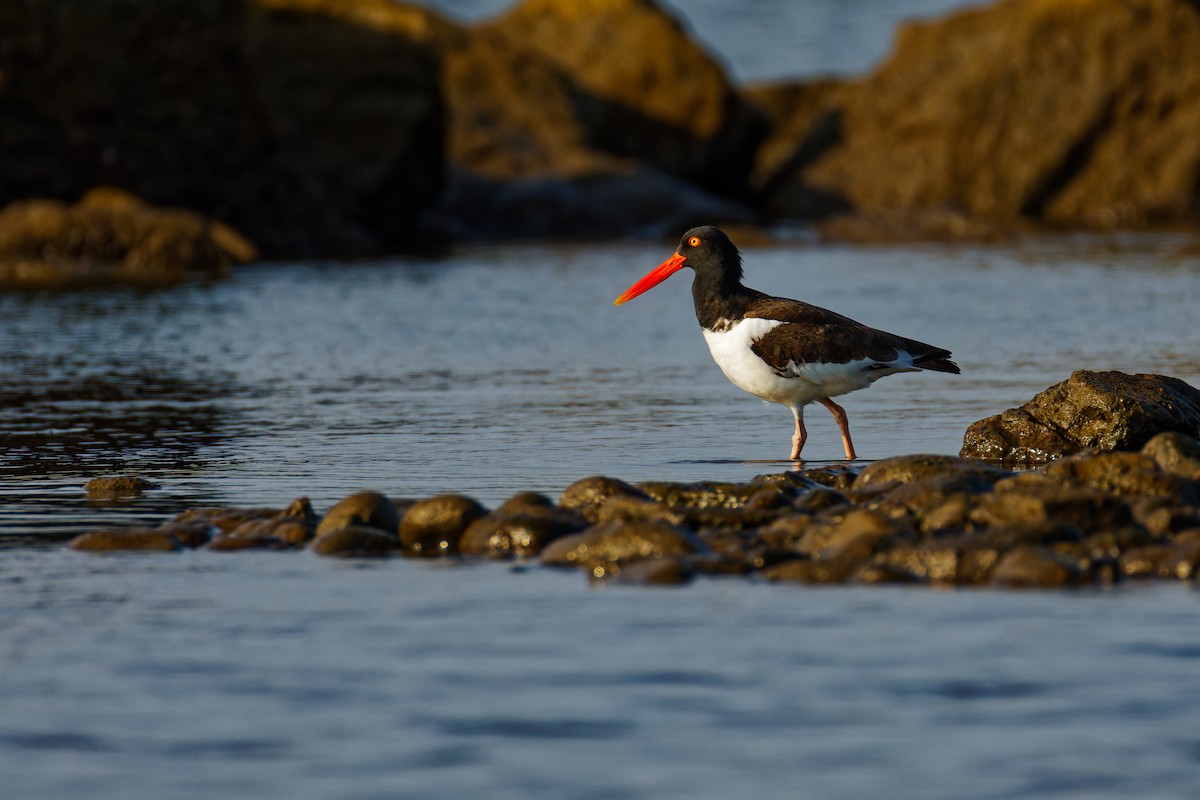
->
<box><xmin>700</xmin><ymin>318</ymin><xmax>912</xmax><ymax>410</ymax></box>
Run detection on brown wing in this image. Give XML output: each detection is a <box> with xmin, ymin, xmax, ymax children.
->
<box><xmin>746</xmin><ymin>298</ymin><xmax>958</xmax><ymax>373</ymax></box>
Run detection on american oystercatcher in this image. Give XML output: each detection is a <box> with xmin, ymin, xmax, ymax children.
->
<box><xmin>614</xmin><ymin>226</ymin><xmax>959</xmax><ymax>460</ymax></box>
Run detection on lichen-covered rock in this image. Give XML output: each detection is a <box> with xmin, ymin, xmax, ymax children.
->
<box><xmin>0</xmin><ymin>190</ymin><xmax>255</xmax><ymax>289</ymax></box>
<box><xmin>398</xmin><ymin>494</ymin><xmax>488</xmax><ymax>555</ymax></box>
<box><xmin>962</xmin><ymin>371</ymin><xmax>1200</xmax><ymax>465</ymax></box>
<box><xmin>310</xmin><ymin>525</ymin><xmax>397</xmax><ymax>558</ymax></box>
<box><xmin>84</xmin><ymin>474</ymin><xmax>161</xmax><ymax>499</ymax></box>
<box><xmin>68</xmin><ymin>527</ymin><xmax>182</xmax><ymax>553</ymax></box>
<box><xmin>316</xmin><ymin>492</ymin><xmax>401</xmax><ymax>539</ymax></box>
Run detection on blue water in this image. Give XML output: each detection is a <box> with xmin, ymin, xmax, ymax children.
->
<box><xmin>5</xmin><ymin>2</ymin><xmax>1200</xmax><ymax>797</ymax></box>
<box><xmin>3</xmin><ymin>550</ymin><xmax>1200</xmax><ymax>800</ymax></box>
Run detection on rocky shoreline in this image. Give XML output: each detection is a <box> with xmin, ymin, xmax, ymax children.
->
<box><xmin>3</xmin><ymin>0</ymin><xmax>1200</xmax><ymax>285</ymax></box>
<box><xmin>61</xmin><ymin>371</ymin><xmax>1200</xmax><ymax>590</ymax></box>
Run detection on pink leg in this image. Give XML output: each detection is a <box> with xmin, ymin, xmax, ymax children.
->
<box><xmin>818</xmin><ymin>397</ymin><xmax>857</xmax><ymax>460</ymax></box>
<box><xmin>790</xmin><ymin>410</ymin><xmax>807</xmax><ymax>460</ymax></box>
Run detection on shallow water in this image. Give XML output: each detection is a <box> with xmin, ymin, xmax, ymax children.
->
<box><xmin>4</xmin><ymin>549</ymin><xmax>1200</xmax><ymax>800</ymax></box>
<box><xmin>4</xmin><ymin>236</ymin><xmax>1200</xmax><ymax>796</ymax></box>
<box><xmin>3</xmin><ymin>235</ymin><xmax>1198</xmax><ymax>537</ymax></box>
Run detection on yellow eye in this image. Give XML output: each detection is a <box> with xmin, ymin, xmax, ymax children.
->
<box><xmin>688</xmin><ymin>236</ymin><xmax>701</xmax><ymax>247</ymax></box>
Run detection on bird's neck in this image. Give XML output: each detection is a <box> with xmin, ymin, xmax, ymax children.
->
<box><xmin>691</xmin><ymin>272</ymin><xmax>761</xmax><ymax>331</ymax></box>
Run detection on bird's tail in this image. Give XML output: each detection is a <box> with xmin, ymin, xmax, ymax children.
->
<box><xmin>913</xmin><ymin>349</ymin><xmax>960</xmax><ymax>374</ymax></box>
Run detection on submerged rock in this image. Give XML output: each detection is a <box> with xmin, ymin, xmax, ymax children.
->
<box><xmin>85</xmin><ymin>475</ymin><xmax>161</xmax><ymax>499</ymax></box>
<box><xmin>961</xmin><ymin>371</ymin><xmax>1200</xmax><ymax>465</ymax></box>
<box><xmin>310</xmin><ymin>526</ymin><xmax>398</xmax><ymax>558</ymax></box>
<box><xmin>69</xmin><ymin>527</ymin><xmax>182</xmax><ymax>553</ymax></box>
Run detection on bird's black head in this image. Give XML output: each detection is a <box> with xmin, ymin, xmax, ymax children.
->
<box><xmin>613</xmin><ymin>225</ymin><xmax>743</xmax><ymax>306</ymax></box>
<box><xmin>675</xmin><ymin>226</ymin><xmax>743</xmax><ymax>286</ymax></box>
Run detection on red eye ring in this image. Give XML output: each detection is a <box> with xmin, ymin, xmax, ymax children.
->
<box><xmin>688</xmin><ymin>236</ymin><xmax>701</xmax><ymax>247</ymax></box>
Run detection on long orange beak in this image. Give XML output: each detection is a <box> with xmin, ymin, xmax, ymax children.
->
<box><xmin>613</xmin><ymin>252</ymin><xmax>688</xmax><ymax>306</ymax></box>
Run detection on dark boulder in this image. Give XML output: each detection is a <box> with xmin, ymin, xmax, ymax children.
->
<box><xmin>484</xmin><ymin>0</ymin><xmax>766</xmax><ymax>198</ymax></box>
<box><xmin>0</xmin><ymin>0</ymin><xmax>444</xmax><ymax>258</ymax></box>
<box><xmin>962</xmin><ymin>371</ymin><xmax>1200</xmax><ymax>465</ymax></box>
<box><xmin>310</xmin><ymin>526</ymin><xmax>398</xmax><ymax>558</ymax></box>
<box><xmin>68</xmin><ymin>527</ymin><xmax>183</xmax><ymax>553</ymax></box>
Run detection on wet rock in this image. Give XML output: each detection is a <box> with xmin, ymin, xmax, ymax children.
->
<box><xmin>496</xmin><ymin>492</ymin><xmax>556</xmax><ymax>515</ymax></box>
<box><xmin>484</xmin><ymin>0</ymin><xmax>765</xmax><ymax>197</ymax></box>
<box><xmin>873</xmin><ymin>542</ymin><xmax>1002</xmax><ymax>586</ymax></box>
<box><xmin>310</xmin><ymin>526</ymin><xmax>397</xmax><ymax>559</ymax></box>
<box><xmin>208</xmin><ymin>516</ymin><xmax>313</xmax><ymax>550</ymax></box>
<box><xmin>316</xmin><ymin>492</ymin><xmax>401</xmax><ymax>539</ymax></box>
<box><xmin>0</xmin><ymin>0</ymin><xmax>444</xmax><ymax>259</ymax></box>
<box><xmin>961</xmin><ymin>371</ymin><xmax>1200</xmax><ymax>465</ymax></box>
<box><xmin>398</xmin><ymin>494</ymin><xmax>488</xmax><ymax>555</ymax></box>
<box><xmin>855</xmin><ymin>454</ymin><xmax>1009</xmax><ymax>491</ymax></box>
<box><xmin>1142</xmin><ymin>432</ymin><xmax>1200</xmax><ymax>480</ymax></box>
<box><xmin>796</xmin><ymin>508</ymin><xmax>909</xmax><ymax>561</ymax></box>
<box><xmin>157</xmin><ymin>520</ymin><xmax>216</xmax><ymax>549</ymax></box>
<box><xmin>606</xmin><ymin>556</ymin><xmax>696</xmax><ymax>587</ymax></box>
<box><xmin>1042</xmin><ymin>451</ymin><xmax>1199</xmax><ymax>504</ymax></box>
<box><xmin>459</xmin><ymin>509</ymin><xmax>584</xmax><ymax>559</ymax></box>
<box><xmin>989</xmin><ymin>546</ymin><xmax>1092</xmax><ymax>589</ymax></box>
<box><xmin>1136</xmin><ymin>505</ymin><xmax>1200</xmax><ymax>536</ymax></box>
<box><xmin>853</xmin><ymin>561</ymin><xmax>926</xmax><ymax>585</ymax></box>
<box><xmin>540</xmin><ymin>520</ymin><xmax>706</xmax><ymax>570</ymax></box>
<box><xmin>68</xmin><ymin>527</ymin><xmax>182</xmax><ymax>553</ymax></box>
<box><xmin>558</xmin><ymin>476</ymin><xmax>651</xmax><ymax>523</ymax></box>
<box><xmin>594</xmin><ymin>496</ymin><xmax>687</xmax><ymax>527</ymax></box>
<box><xmin>760</xmin><ymin>558</ymin><xmax>854</xmax><ymax>585</ymax></box>
<box><xmin>162</xmin><ymin>497</ymin><xmax>317</xmax><ymax>540</ymax></box>
<box><xmin>969</xmin><ymin>480</ymin><xmax>1131</xmax><ymax>533</ymax></box>
<box><xmin>207</xmin><ymin>534</ymin><xmax>292</xmax><ymax>552</ymax></box>
<box><xmin>786</xmin><ymin>0</ymin><xmax>1200</xmax><ymax>234</ymax></box>
<box><xmin>792</xmin><ymin>486</ymin><xmax>851</xmax><ymax>514</ymax></box>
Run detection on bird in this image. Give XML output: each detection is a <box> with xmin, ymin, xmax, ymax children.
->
<box><xmin>613</xmin><ymin>225</ymin><xmax>959</xmax><ymax>460</ymax></box>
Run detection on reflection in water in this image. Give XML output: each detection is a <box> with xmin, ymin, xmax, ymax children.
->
<box><xmin>0</xmin><ymin>339</ymin><xmax>246</xmax><ymax>542</ymax></box>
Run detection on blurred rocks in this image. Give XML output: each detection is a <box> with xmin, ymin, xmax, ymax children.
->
<box><xmin>0</xmin><ymin>0</ymin><xmax>444</xmax><ymax>259</ymax></box>
<box><xmin>59</xmin><ymin>421</ymin><xmax>1200</xmax><ymax>587</ymax></box>
<box><xmin>961</xmin><ymin>371</ymin><xmax>1200</xmax><ymax>466</ymax></box>
<box><xmin>0</xmin><ymin>190</ymin><xmax>256</xmax><ymax>289</ymax></box>
<box><xmin>4</xmin><ymin>0</ymin><xmax>1200</xmax><ymax>251</ymax></box>
<box><xmin>763</xmin><ymin>0</ymin><xmax>1200</xmax><ymax>238</ymax></box>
